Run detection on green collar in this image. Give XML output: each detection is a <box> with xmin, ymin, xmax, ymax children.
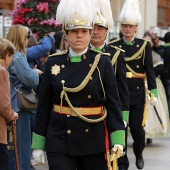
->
<box><xmin>125</xmin><ymin>41</ymin><xmax>133</xmax><ymax>45</ymax></box>
<box><xmin>93</xmin><ymin>48</ymin><xmax>102</xmax><ymax>52</ymax></box>
<box><xmin>69</xmin><ymin>54</ymin><xmax>81</xmax><ymax>62</ymax></box>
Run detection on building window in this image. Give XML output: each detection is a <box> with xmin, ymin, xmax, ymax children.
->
<box><xmin>158</xmin><ymin>0</ymin><xmax>170</xmax><ymax>26</ymax></box>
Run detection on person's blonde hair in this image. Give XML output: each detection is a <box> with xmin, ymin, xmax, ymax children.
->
<box><xmin>0</xmin><ymin>38</ymin><xmax>16</xmax><ymax>59</ymax></box>
<box><xmin>6</xmin><ymin>24</ymin><xmax>27</xmax><ymax>56</ymax></box>
<box><xmin>60</xmin><ymin>34</ymin><xmax>69</xmax><ymax>51</ymax></box>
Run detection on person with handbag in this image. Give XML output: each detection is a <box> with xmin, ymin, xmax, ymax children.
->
<box><xmin>31</xmin><ymin>0</ymin><xmax>125</xmax><ymax>170</ymax></box>
<box><xmin>0</xmin><ymin>38</ymin><xmax>18</xmax><ymax>170</ymax></box>
<box><xmin>6</xmin><ymin>24</ymin><xmax>42</xmax><ymax>170</ymax></box>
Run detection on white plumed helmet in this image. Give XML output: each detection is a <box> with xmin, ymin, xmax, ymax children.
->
<box><xmin>119</xmin><ymin>0</ymin><xmax>141</xmax><ymax>25</ymax></box>
<box><xmin>94</xmin><ymin>0</ymin><xmax>114</xmax><ymax>30</ymax></box>
<box><xmin>56</xmin><ymin>0</ymin><xmax>96</xmax><ymax>30</ymax></box>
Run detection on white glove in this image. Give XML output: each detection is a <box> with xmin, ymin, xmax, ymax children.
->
<box><xmin>114</xmin><ymin>144</ymin><xmax>123</xmax><ymax>153</ymax></box>
<box><xmin>110</xmin><ymin>144</ymin><xmax>123</xmax><ymax>161</ymax></box>
<box><xmin>123</xmin><ymin>120</ymin><xmax>127</xmax><ymax>128</ymax></box>
<box><xmin>150</xmin><ymin>97</ymin><xmax>157</xmax><ymax>106</ymax></box>
<box><xmin>32</xmin><ymin>149</ymin><xmax>45</xmax><ymax>165</ymax></box>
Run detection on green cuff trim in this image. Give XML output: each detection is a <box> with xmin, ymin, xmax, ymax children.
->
<box><xmin>31</xmin><ymin>133</ymin><xmax>45</xmax><ymax>149</ymax></box>
<box><xmin>150</xmin><ymin>89</ymin><xmax>158</xmax><ymax>98</ymax></box>
<box><xmin>122</xmin><ymin>111</ymin><xmax>129</xmax><ymax>123</ymax></box>
<box><xmin>110</xmin><ymin>130</ymin><xmax>125</xmax><ymax>147</ymax></box>
<box><xmin>164</xmin><ymin>43</ymin><xmax>170</xmax><ymax>46</ymax></box>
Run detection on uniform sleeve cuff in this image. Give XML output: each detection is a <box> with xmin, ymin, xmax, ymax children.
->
<box><xmin>150</xmin><ymin>89</ymin><xmax>158</xmax><ymax>98</ymax></box>
<box><xmin>122</xmin><ymin>111</ymin><xmax>129</xmax><ymax>123</ymax></box>
<box><xmin>32</xmin><ymin>133</ymin><xmax>45</xmax><ymax>149</ymax></box>
<box><xmin>110</xmin><ymin>130</ymin><xmax>125</xmax><ymax>147</ymax></box>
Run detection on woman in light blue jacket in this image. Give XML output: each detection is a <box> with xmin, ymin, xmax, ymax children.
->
<box><xmin>6</xmin><ymin>24</ymin><xmax>40</xmax><ymax>170</ymax></box>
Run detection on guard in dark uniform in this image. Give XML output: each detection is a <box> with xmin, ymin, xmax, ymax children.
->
<box><xmin>108</xmin><ymin>0</ymin><xmax>157</xmax><ymax>169</ymax></box>
<box><xmin>31</xmin><ymin>0</ymin><xmax>125</xmax><ymax>170</ymax></box>
<box><xmin>90</xmin><ymin>0</ymin><xmax>129</xmax><ymax>129</ymax></box>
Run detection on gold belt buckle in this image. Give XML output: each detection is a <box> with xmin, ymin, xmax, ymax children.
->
<box><xmin>126</xmin><ymin>72</ymin><xmax>132</xmax><ymax>78</ymax></box>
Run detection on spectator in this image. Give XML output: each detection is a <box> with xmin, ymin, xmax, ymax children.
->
<box><xmin>0</xmin><ymin>38</ymin><xmax>18</xmax><ymax>170</ymax></box>
<box><xmin>59</xmin><ymin>33</ymin><xmax>70</xmax><ymax>51</ymax></box>
<box><xmin>53</xmin><ymin>30</ymin><xmax>63</xmax><ymax>51</ymax></box>
<box><xmin>158</xmin><ymin>32</ymin><xmax>170</xmax><ymax>116</ymax></box>
<box><xmin>26</xmin><ymin>30</ymin><xmax>55</xmax><ymax>69</ymax></box>
<box><xmin>6</xmin><ymin>24</ymin><xmax>41</xmax><ymax>170</ymax></box>
<box><xmin>144</xmin><ymin>34</ymin><xmax>169</xmax><ymax>143</ymax></box>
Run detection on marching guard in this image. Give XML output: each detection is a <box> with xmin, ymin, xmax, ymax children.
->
<box><xmin>90</xmin><ymin>0</ymin><xmax>129</xmax><ymax>131</ymax></box>
<box><xmin>31</xmin><ymin>0</ymin><xmax>125</xmax><ymax>170</ymax></box>
<box><xmin>108</xmin><ymin>0</ymin><xmax>157</xmax><ymax>169</ymax></box>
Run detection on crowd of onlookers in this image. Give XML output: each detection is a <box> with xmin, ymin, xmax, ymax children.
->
<box><xmin>143</xmin><ymin>31</ymin><xmax>170</xmax><ymax>143</ymax></box>
<box><xmin>144</xmin><ymin>31</ymin><xmax>170</xmax><ymax>117</ymax></box>
<box><xmin>0</xmin><ymin>23</ymin><xmax>170</xmax><ymax>170</ymax></box>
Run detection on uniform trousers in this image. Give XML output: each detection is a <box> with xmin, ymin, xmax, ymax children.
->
<box><xmin>0</xmin><ymin>143</ymin><xmax>9</xmax><ymax>170</ymax></box>
<box><xmin>47</xmin><ymin>152</ymin><xmax>108</xmax><ymax>170</ymax></box>
<box><xmin>118</xmin><ymin>104</ymin><xmax>145</xmax><ymax>168</ymax></box>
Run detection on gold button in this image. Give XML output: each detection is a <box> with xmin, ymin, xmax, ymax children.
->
<box><xmin>85</xmin><ymin>129</ymin><xmax>89</xmax><ymax>132</ymax></box>
<box><xmin>83</xmin><ymin>55</ymin><xmax>86</xmax><ymax>59</ymax></box>
<box><xmin>67</xmin><ymin>115</ymin><xmax>70</xmax><ymax>117</ymax></box>
<box><xmin>61</xmin><ymin>64</ymin><xmax>65</xmax><ymax>68</ymax></box>
<box><xmin>67</xmin><ymin>130</ymin><xmax>71</xmax><ymax>134</ymax></box>
<box><xmin>89</xmin><ymin>76</ymin><xmax>93</xmax><ymax>80</ymax></box>
<box><xmin>136</xmin><ymin>44</ymin><xmax>139</xmax><ymax>48</ymax></box>
<box><xmin>136</xmin><ymin>65</ymin><xmax>139</xmax><ymax>68</ymax></box>
<box><xmin>88</xmin><ymin>95</ymin><xmax>91</xmax><ymax>99</ymax></box>
<box><xmin>119</xmin><ymin>45</ymin><xmax>122</xmax><ymax>48</ymax></box>
<box><xmin>61</xmin><ymin>80</ymin><xmax>65</xmax><ymax>84</ymax></box>
<box><xmin>137</xmin><ymin>86</ymin><xmax>139</xmax><ymax>90</ymax></box>
<box><xmin>89</xmin><ymin>64</ymin><xmax>92</xmax><ymax>67</ymax></box>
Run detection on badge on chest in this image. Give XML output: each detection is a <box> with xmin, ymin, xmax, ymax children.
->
<box><xmin>51</xmin><ymin>64</ymin><xmax>60</xmax><ymax>75</ymax></box>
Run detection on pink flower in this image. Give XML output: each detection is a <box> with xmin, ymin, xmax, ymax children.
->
<box><xmin>39</xmin><ymin>18</ymin><xmax>60</xmax><ymax>27</ymax></box>
<box><xmin>36</xmin><ymin>2</ymin><xmax>49</xmax><ymax>13</ymax></box>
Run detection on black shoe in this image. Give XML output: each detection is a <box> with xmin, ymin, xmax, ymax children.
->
<box><xmin>136</xmin><ymin>155</ymin><xmax>144</xmax><ymax>169</ymax></box>
<box><xmin>146</xmin><ymin>138</ymin><xmax>152</xmax><ymax>144</ymax></box>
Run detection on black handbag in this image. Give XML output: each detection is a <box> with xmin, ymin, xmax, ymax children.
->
<box><xmin>11</xmin><ymin>82</ymin><xmax>38</xmax><ymax>111</ymax></box>
<box><xmin>17</xmin><ymin>90</ymin><xmax>38</xmax><ymax>111</ymax></box>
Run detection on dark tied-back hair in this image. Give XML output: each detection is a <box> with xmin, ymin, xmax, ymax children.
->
<box><xmin>164</xmin><ymin>32</ymin><xmax>170</xmax><ymax>43</ymax></box>
<box><xmin>53</xmin><ymin>30</ymin><xmax>63</xmax><ymax>50</ymax></box>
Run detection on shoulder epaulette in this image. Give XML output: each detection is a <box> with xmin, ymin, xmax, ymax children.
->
<box><xmin>107</xmin><ymin>39</ymin><xmax>120</xmax><ymax>45</ymax></box>
<box><xmin>48</xmin><ymin>50</ymin><xmax>68</xmax><ymax>58</ymax></box>
<box><xmin>137</xmin><ymin>37</ymin><xmax>148</xmax><ymax>42</ymax></box>
<box><xmin>109</xmin><ymin>45</ymin><xmax>125</xmax><ymax>53</ymax></box>
<box><xmin>137</xmin><ymin>37</ymin><xmax>145</xmax><ymax>40</ymax></box>
<box><xmin>90</xmin><ymin>48</ymin><xmax>111</xmax><ymax>56</ymax></box>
